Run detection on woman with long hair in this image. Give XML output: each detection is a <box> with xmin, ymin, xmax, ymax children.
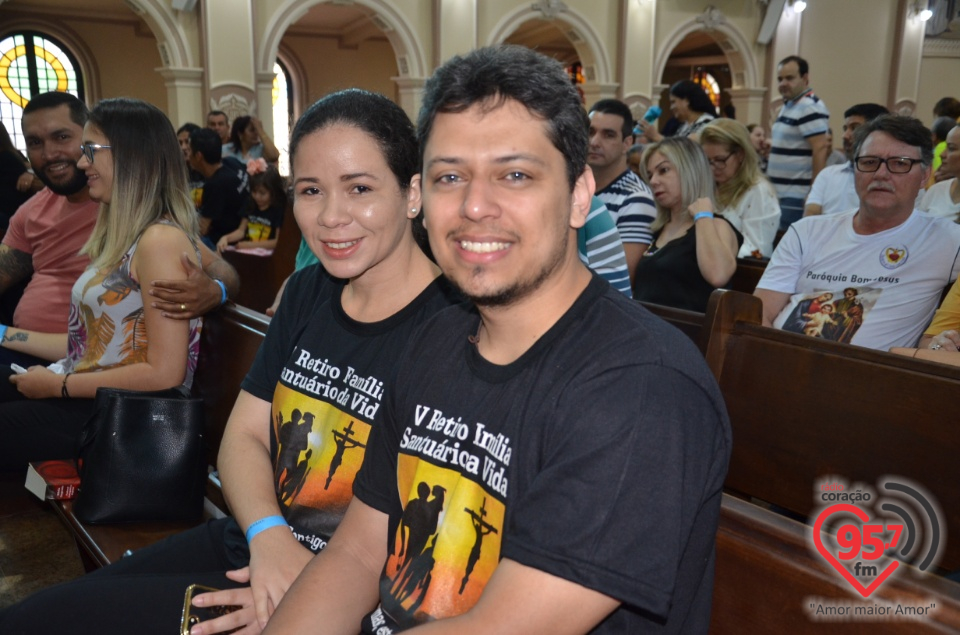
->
<box><xmin>0</xmin><ymin>88</ymin><xmax>457</xmax><ymax>635</ymax></box>
<box><xmin>639</xmin><ymin>79</ymin><xmax>718</xmax><ymax>142</ymax></box>
<box><xmin>0</xmin><ymin>97</ymin><xmax>201</xmax><ymax>471</ymax></box>
<box><xmin>221</xmin><ymin>114</ymin><xmax>280</xmax><ymax>164</ymax></box>
<box><xmin>633</xmin><ymin>136</ymin><xmax>741</xmax><ymax>311</ymax></box>
<box><xmin>698</xmin><ymin>118</ymin><xmax>780</xmax><ymax>259</ymax></box>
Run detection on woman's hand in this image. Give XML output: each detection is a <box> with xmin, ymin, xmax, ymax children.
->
<box><xmin>16</xmin><ymin>172</ymin><xmax>35</xmax><ymax>193</ymax></box>
<box><xmin>246</xmin><ymin>529</ymin><xmax>314</xmax><ymax>629</ymax></box>
<box><xmin>928</xmin><ymin>330</ymin><xmax>960</xmax><ymax>351</ymax></box>
<box><xmin>687</xmin><ymin>197</ymin><xmax>715</xmax><ymax>220</ymax></box>
<box><xmin>216</xmin><ymin>236</ymin><xmax>231</xmax><ymax>253</ymax></box>
<box><xmin>637</xmin><ymin>119</ymin><xmax>662</xmax><ymax>143</ymax></box>
<box><xmin>9</xmin><ymin>366</ymin><xmax>61</xmax><ymax>399</ymax></box>
<box><xmin>189</xmin><ymin>585</ymin><xmax>260</xmax><ymax>635</ymax></box>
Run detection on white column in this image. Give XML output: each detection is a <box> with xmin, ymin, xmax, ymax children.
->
<box><xmin>158</xmin><ymin>67</ymin><xmax>204</xmax><ymax>127</ymax></box>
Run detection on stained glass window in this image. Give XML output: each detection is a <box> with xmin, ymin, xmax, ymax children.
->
<box><xmin>0</xmin><ymin>32</ymin><xmax>84</xmax><ymax>154</ymax></box>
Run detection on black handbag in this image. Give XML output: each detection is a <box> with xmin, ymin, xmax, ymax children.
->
<box><xmin>72</xmin><ymin>386</ymin><xmax>206</xmax><ymax>524</ymax></box>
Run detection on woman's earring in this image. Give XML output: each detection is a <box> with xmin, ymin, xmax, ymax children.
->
<box><xmin>409</xmin><ymin>207</ymin><xmax>419</xmax><ymax>218</ymax></box>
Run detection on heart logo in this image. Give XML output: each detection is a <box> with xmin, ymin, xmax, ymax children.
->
<box><xmin>886</xmin><ymin>248</ymin><xmax>903</xmax><ymax>262</ymax></box>
<box><xmin>812</xmin><ymin>503</ymin><xmax>900</xmax><ymax>598</ymax></box>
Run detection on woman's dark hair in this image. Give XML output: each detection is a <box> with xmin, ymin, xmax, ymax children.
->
<box><xmin>248</xmin><ymin>165</ymin><xmax>287</xmax><ymax>213</ymax></box>
<box><xmin>228</xmin><ymin>115</ymin><xmax>252</xmax><ymax>152</ymax></box>
<box><xmin>177</xmin><ymin>122</ymin><xmax>201</xmax><ymax>137</ymax></box>
<box><xmin>290</xmin><ymin>89</ymin><xmax>418</xmax><ymax>192</ymax></box>
<box><xmin>289</xmin><ymin>89</ymin><xmax>426</xmax><ymax>254</ymax></box>
<box><xmin>670</xmin><ymin>80</ymin><xmax>717</xmax><ymax>117</ymax></box>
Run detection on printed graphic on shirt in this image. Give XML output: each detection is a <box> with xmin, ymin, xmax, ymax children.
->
<box><xmin>377</xmin><ymin>405</ymin><xmax>512</xmax><ymax>628</ymax></box>
<box><xmin>246</xmin><ymin>216</ymin><xmax>273</xmax><ymax>241</ymax></box>
<box><xmin>271</xmin><ymin>348</ymin><xmax>384</xmax><ymax>545</ymax></box>
<box><xmin>775</xmin><ymin>286</ymin><xmax>882</xmax><ymax>344</ymax></box>
<box><xmin>880</xmin><ymin>244</ymin><xmax>909</xmax><ymax>269</ymax></box>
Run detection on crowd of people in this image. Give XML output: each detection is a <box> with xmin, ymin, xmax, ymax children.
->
<box><xmin>1</xmin><ymin>43</ymin><xmax>960</xmax><ymax>635</ymax></box>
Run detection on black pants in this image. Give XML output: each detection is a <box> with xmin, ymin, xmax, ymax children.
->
<box><xmin>0</xmin><ymin>517</ymin><xmax>249</xmax><ymax>634</ymax></box>
<box><xmin>0</xmin><ymin>367</ymin><xmax>95</xmax><ymax>472</ymax></box>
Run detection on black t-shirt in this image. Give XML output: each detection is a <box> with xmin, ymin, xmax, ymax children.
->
<box><xmin>241</xmin><ymin>265</ymin><xmax>458</xmax><ymax>552</ymax></box>
<box><xmin>246</xmin><ymin>202</ymin><xmax>284</xmax><ymax>241</ymax></box>
<box><xmin>633</xmin><ymin>218</ymin><xmax>743</xmax><ymax>313</ymax></box>
<box><xmin>355</xmin><ymin>274</ymin><xmax>731</xmax><ymax>633</ymax></box>
<box><xmin>200</xmin><ymin>161</ymin><xmax>250</xmax><ymax>244</ymax></box>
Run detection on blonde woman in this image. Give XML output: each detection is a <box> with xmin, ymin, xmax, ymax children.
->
<box><xmin>634</xmin><ymin>136</ymin><xmax>741</xmax><ymax>311</ymax></box>
<box><xmin>0</xmin><ymin>97</ymin><xmax>201</xmax><ymax>470</ymax></box>
<box><xmin>699</xmin><ymin>119</ymin><xmax>780</xmax><ymax>259</ymax></box>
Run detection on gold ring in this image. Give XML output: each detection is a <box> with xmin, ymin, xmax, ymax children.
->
<box><xmin>180</xmin><ymin>303</ymin><xmax>186</xmax><ymax>312</ymax></box>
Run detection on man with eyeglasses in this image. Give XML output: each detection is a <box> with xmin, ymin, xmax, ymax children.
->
<box><xmin>0</xmin><ymin>92</ymin><xmax>239</xmax><ymax>368</ymax></box>
<box><xmin>754</xmin><ymin>115</ymin><xmax>960</xmax><ymax>350</ymax></box>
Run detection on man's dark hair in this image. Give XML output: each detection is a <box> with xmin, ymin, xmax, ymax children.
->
<box><xmin>843</xmin><ymin>103</ymin><xmax>889</xmax><ymax>122</ymax></box>
<box><xmin>933</xmin><ymin>97</ymin><xmax>960</xmax><ymax>120</ymax></box>
<box><xmin>177</xmin><ymin>122</ymin><xmax>201</xmax><ymax>136</ymax></box>
<box><xmin>778</xmin><ymin>55</ymin><xmax>809</xmax><ymax>77</ymax></box>
<box><xmin>589</xmin><ymin>98</ymin><xmax>635</xmax><ymax>139</ymax></box>
<box><xmin>22</xmin><ymin>91</ymin><xmax>88</xmax><ymax>127</ymax></box>
<box><xmin>207</xmin><ymin>110</ymin><xmax>228</xmax><ymax>122</ymax></box>
<box><xmin>669</xmin><ymin>80</ymin><xmax>718</xmax><ymax>117</ymax></box>
<box><xmin>189</xmin><ymin>127</ymin><xmax>223</xmax><ymax>163</ymax></box>
<box><xmin>852</xmin><ymin>114</ymin><xmax>933</xmax><ymax>166</ymax></box>
<box><xmin>417</xmin><ymin>45</ymin><xmax>589</xmax><ymax>191</ymax></box>
<box><xmin>931</xmin><ymin>116</ymin><xmax>956</xmax><ymax>143</ymax></box>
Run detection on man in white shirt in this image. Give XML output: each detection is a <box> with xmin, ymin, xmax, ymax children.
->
<box><xmin>804</xmin><ymin>103</ymin><xmax>889</xmax><ymax>217</ymax></box>
<box><xmin>756</xmin><ymin>115</ymin><xmax>960</xmax><ymax>351</ymax></box>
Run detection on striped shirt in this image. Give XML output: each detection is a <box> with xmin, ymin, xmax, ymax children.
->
<box><xmin>768</xmin><ymin>89</ymin><xmax>830</xmax><ymax>201</ymax></box>
<box><xmin>596</xmin><ymin>169</ymin><xmax>656</xmax><ymax>246</ymax></box>
<box><xmin>578</xmin><ymin>197</ymin><xmax>632</xmax><ymax>297</ymax></box>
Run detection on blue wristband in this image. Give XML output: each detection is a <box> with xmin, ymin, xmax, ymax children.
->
<box><xmin>214</xmin><ymin>279</ymin><xmax>228</xmax><ymax>305</ymax></box>
<box><xmin>693</xmin><ymin>211</ymin><xmax>715</xmax><ymax>222</ymax></box>
<box><xmin>0</xmin><ymin>325</ymin><xmax>6</xmax><ymax>343</ymax></box>
<box><xmin>245</xmin><ymin>515</ymin><xmax>287</xmax><ymax>543</ymax></box>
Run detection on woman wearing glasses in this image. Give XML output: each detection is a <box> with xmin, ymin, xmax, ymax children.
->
<box><xmin>698</xmin><ymin>119</ymin><xmax>780</xmax><ymax>259</ymax></box>
<box><xmin>633</xmin><ymin>136</ymin><xmax>741</xmax><ymax>312</ymax></box>
<box><xmin>0</xmin><ymin>97</ymin><xmax>201</xmax><ymax>470</ymax></box>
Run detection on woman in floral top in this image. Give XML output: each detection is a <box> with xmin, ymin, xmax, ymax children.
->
<box><xmin>0</xmin><ymin>97</ymin><xmax>201</xmax><ymax>471</ymax></box>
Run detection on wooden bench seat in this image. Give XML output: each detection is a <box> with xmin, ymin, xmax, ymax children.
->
<box><xmin>712</xmin><ymin>494</ymin><xmax>960</xmax><ymax>633</ymax></box>
<box><xmin>702</xmin><ymin>290</ymin><xmax>960</xmax><ymax>571</ymax></box>
<box><xmin>51</xmin><ymin>303</ymin><xmax>270</xmax><ymax>571</ymax></box>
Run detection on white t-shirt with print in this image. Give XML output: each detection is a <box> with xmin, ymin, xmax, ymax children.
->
<box><xmin>758</xmin><ymin>210</ymin><xmax>960</xmax><ymax>350</ymax></box>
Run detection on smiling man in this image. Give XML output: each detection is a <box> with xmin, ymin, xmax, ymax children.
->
<box><xmin>265</xmin><ymin>45</ymin><xmax>731</xmax><ymax>635</ymax></box>
<box><xmin>756</xmin><ymin>115</ymin><xmax>960</xmax><ymax>350</ymax></box>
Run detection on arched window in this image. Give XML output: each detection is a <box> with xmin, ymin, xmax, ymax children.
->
<box><xmin>272</xmin><ymin>60</ymin><xmax>293</xmax><ymax>176</ymax></box>
<box><xmin>0</xmin><ymin>32</ymin><xmax>84</xmax><ymax>154</ymax></box>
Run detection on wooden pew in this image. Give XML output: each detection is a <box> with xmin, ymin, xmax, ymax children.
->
<box><xmin>640</xmin><ymin>288</ymin><xmax>762</xmax><ymax>355</ymax></box>
<box><xmin>702</xmin><ymin>290</ymin><xmax>960</xmax><ymax>571</ymax></box>
<box><xmin>712</xmin><ymin>494</ymin><xmax>960</xmax><ymax>633</ymax></box>
<box><xmin>725</xmin><ymin>257</ymin><xmax>767</xmax><ymax>295</ymax></box>
<box><xmin>50</xmin><ymin>303</ymin><xmax>270</xmax><ymax>571</ymax></box>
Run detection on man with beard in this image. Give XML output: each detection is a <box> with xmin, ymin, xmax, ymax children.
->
<box><xmin>265</xmin><ymin>45</ymin><xmax>730</xmax><ymax>635</ymax></box>
<box><xmin>0</xmin><ymin>92</ymin><xmax>238</xmax><ymax>366</ymax></box>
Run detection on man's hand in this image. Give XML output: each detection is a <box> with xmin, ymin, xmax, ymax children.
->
<box><xmin>9</xmin><ymin>366</ymin><xmax>59</xmax><ymax>399</ymax></box>
<box><xmin>149</xmin><ymin>252</ymin><xmax>222</xmax><ymax>319</ymax></box>
<box><xmin>190</xmin><ymin>584</ymin><xmax>260</xmax><ymax>635</ymax></box>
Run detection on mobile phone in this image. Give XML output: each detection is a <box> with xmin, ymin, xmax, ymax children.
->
<box><xmin>180</xmin><ymin>584</ymin><xmax>242</xmax><ymax>635</ymax></box>
<box><xmin>10</xmin><ymin>364</ymin><xmax>27</xmax><ymax>374</ymax></box>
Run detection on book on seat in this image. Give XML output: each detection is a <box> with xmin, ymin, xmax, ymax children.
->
<box><xmin>25</xmin><ymin>460</ymin><xmax>80</xmax><ymax>501</ymax></box>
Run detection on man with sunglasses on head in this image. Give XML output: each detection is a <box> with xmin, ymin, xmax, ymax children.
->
<box><xmin>0</xmin><ymin>92</ymin><xmax>238</xmax><ymax>368</ymax></box>
<box><xmin>755</xmin><ymin>115</ymin><xmax>960</xmax><ymax>351</ymax></box>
